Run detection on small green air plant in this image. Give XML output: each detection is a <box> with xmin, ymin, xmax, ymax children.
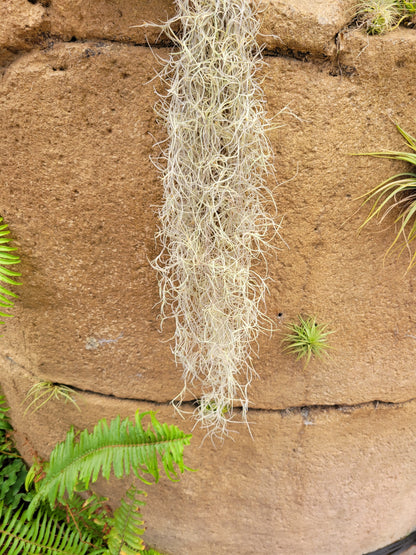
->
<box><xmin>23</xmin><ymin>381</ymin><xmax>80</xmax><ymax>414</ymax></box>
<box><xmin>0</xmin><ymin>216</ymin><xmax>21</xmax><ymax>331</ymax></box>
<box><xmin>0</xmin><ymin>394</ymin><xmax>190</xmax><ymax>554</ymax></box>
<box><xmin>356</xmin><ymin>0</ymin><xmax>416</xmax><ymax>34</ymax></box>
<box><xmin>356</xmin><ymin>124</ymin><xmax>416</xmax><ymax>271</ymax></box>
<box><xmin>282</xmin><ymin>316</ymin><xmax>333</xmax><ymax>366</ymax></box>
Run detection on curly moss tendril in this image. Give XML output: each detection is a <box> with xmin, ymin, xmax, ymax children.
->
<box><xmin>151</xmin><ymin>0</ymin><xmax>280</xmax><ymax>437</ymax></box>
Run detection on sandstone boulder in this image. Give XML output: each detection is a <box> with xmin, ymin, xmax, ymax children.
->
<box><xmin>1</xmin><ymin>2</ymin><xmax>416</xmax><ymax>553</ymax></box>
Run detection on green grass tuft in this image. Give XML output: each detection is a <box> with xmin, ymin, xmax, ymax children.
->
<box><xmin>23</xmin><ymin>381</ymin><xmax>80</xmax><ymax>414</ymax></box>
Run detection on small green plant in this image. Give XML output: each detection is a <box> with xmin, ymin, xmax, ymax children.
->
<box><xmin>0</xmin><ymin>216</ymin><xmax>21</xmax><ymax>329</ymax></box>
<box><xmin>23</xmin><ymin>381</ymin><xmax>80</xmax><ymax>414</ymax></box>
<box><xmin>282</xmin><ymin>316</ymin><xmax>333</xmax><ymax>366</ymax></box>
<box><xmin>0</xmin><ymin>393</ymin><xmax>189</xmax><ymax>553</ymax></box>
<box><xmin>356</xmin><ymin>124</ymin><xmax>416</xmax><ymax>270</ymax></box>
<box><xmin>0</xmin><ymin>397</ymin><xmax>33</xmax><ymax>511</ymax></box>
<box><xmin>356</xmin><ymin>0</ymin><xmax>415</xmax><ymax>34</ymax></box>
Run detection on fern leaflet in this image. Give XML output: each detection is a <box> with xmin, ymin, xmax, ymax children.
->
<box><xmin>106</xmin><ymin>486</ymin><xmax>146</xmax><ymax>554</ymax></box>
<box><xmin>0</xmin><ymin>217</ymin><xmax>21</xmax><ymax>326</ymax></box>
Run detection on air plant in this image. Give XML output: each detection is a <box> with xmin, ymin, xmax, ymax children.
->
<box><xmin>152</xmin><ymin>0</ymin><xmax>279</xmax><ymax>437</ymax></box>
<box><xmin>282</xmin><ymin>316</ymin><xmax>333</xmax><ymax>366</ymax></box>
<box><xmin>356</xmin><ymin>0</ymin><xmax>415</xmax><ymax>34</ymax></box>
<box><xmin>23</xmin><ymin>381</ymin><xmax>80</xmax><ymax>414</ymax></box>
<box><xmin>357</xmin><ymin>124</ymin><xmax>416</xmax><ymax>271</ymax></box>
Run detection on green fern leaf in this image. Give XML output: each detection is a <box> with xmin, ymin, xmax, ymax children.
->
<box><xmin>27</xmin><ymin>411</ymin><xmax>192</xmax><ymax>518</ymax></box>
<box><xmin>50</xmin><ymin>492</ymin><xmax>109</xmax><ymax>548</ymax></box>
<box><xmin>106</xmin><ymin>486</ymin><xmax>146</xmax><ymax>554</ymax></box>
<box><xmin>0</xmin><ymin>217</ymin><xmax>21</xmax><ymax>326</ymax></box>
<box><xmin>0</xmin><ymin>502</ymin><xmax>106</xmax><ymax>554</ymax></box>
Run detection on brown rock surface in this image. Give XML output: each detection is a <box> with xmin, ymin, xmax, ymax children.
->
<box><xmin>0</xmin><ymin>0</ymin><xmax>46</xmax><ymax>50</ymax></box>
<box><xmin>0</xmin><ymin>0</ymin><xmax>46</xmax><ymax>66</ymax></box>
<box><xmin>260</xmin><ymin>0</ymin><xmax>356</xmax><ymax>56</ymax></box>
<box><xmin>47</xmin><ymin>0</ymin><xmax>176</xmax><ymax>46</ymax></box>
<box><xmin>0</xmin><ymin>0</ymin><xmax>357</xmax><ymax>57</ymax></box>
<box><xmin>1</xmin><ymin>2</ymin><xmax>416</xmax><ymax>553</ymax></box>
<box><xmin>1</xmin><ymin>36</ymin><xmax>416</xmax><ymax>408</ymax></box>
<box><xmin>0</xmin><ymin>42</ymin><xmax>183</xmax><ymax>401</ymax></box>
<box><xmin>3</xmin><ymin>364</ymin><xmax>416</xmax><ymax>554</ymax></box>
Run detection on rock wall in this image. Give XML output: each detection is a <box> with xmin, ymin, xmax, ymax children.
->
<box><xmin>1</xmin><ymin>1</ymin><xmax>416</xmax><ymax>553</ymax></box>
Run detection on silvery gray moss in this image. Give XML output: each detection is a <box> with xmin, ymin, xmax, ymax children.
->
<box><xmin>151</xmin><ymin>0</ymin><xmax>279</xmax><ymax>437</ymax></box>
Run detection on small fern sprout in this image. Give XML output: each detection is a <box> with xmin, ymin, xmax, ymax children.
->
<box><xmin>282</xmin><ymin>316</ymin><xmax>334</xmax><ymax>366</ymax></box>
<box><xmin>23</xmin><ymin>381</ymin><xmax>80</xmax><ymax>414</ymax></box>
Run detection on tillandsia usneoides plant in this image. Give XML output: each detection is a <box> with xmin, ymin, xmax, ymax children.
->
<box><xmin>152</xmin><ymin>0</ymin><xmax>279</xmax><ymax>437</ymax></box>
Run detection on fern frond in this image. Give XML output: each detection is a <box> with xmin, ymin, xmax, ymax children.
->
<box><xmin>0</xmin><ymin>502</ymin><xmax>106</xmax><ymax>555</ymax></box>
<box><xmin>0</xmin><ymin>217</ymin><xmax>21</xmax><ymax>326</ymax></box>
<box><xmin>27</xmin><ymin>411</ymin><xmax>192</xmax><ymax>518</ymax></box>
<box><xmin>106</xmin><ymin>486</ymin><xmax>146</xmax><ymax>554</ymax></box>
<box><xmin>51</xmin><ymin>492</ymin><xmax>110</xmax><ymax>548</ymax></box>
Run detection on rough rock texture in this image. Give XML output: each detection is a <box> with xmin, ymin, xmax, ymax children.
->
<box><xmin>1</xmin><ymin>0</ymin><xmax>416</xmax><ymax>553</ymax></box>
<box><xmin>0</xmin><ymin>0</ymin><xmax>47</xmax><ymax>66</ymax></box>
<box><xmin>260</xmin><ymin>0</ymin><xmax>355</xmax><ymax>56</ymax></box>
<box><xmin>2</xmin><ymin>37</ymin><xmax>416</xmax><ymax>409</ymax></box>
<box><xmin>47</xmin><ymin>0</ymin><xmax>176</xmax><ymax>45</ymax></box>
<box><xmin>0</xmin><ymin>0</ymin><xmax>357</xmax><ymax>57</ymax></box>
<box><xmin>3</xmin><ymin>365</ymin><xmax>416</xmax><ymax>555</ymax></box>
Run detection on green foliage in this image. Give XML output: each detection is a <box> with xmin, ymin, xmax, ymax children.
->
<box><xmin>46</xmin><ymin>492</ymin><xmax>109</xmax><ymax>548</ymax></box>
<box><xmin>402</xmin><ymin>0</ymin><xmax>416</xmax><ymax>14</ymax></box>
<box><xmin>356</xmin><ymin>0</ymin><xmax>415</xmax><ymax>34</ymax></box>
<box><xmin>0</xmin><ymin>397</ymin><xmax>32</xmax><ymax>510</ymax></box>
<box><xmin>0</xmin><ymin>213</ymin><xmax>189</xmax><ymax>552</ymax></box>
<box><xmin>282</xmin><ymin>316</ymin><xmax>333</xmax><ymax>366</ymax></box>
<box><xmin>23</xmin><ymin>381</ymin><xmax>80</xmax><ymax>414</ymax></box>
<box><xmin>357</xmin><ymin>124</ymin><xmax>416</xmax><ymax>270</ymax></box>
<box><xmin>0</xmin><ymin>502</ymin><xmax>106</xmax><ymax>555</ymax></box>
<box><xmin>27</xmin><ymin>410</ymin><xmax>192</xmax><ymax>518</ymax></box>
<box><xmin>106</xmin><ymin>486</ymin><xmax>146</xmax><ymax>554</ymax></box>
<box><xmin>0</xmin><ymin>394</ymin><xmax>189</xmax><ymax>553</ymax></box>
<box><xmin>0</xmin><ymin>395</ymin><xmax>106</xmax><ymax>553</ymax></box>
<box><xmin>0</xmin><ymin>216</ymin><xmax>21</xmax><ymax>328</ymax></box>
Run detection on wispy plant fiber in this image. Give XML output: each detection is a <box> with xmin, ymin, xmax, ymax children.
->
<box><xmin>152</xmin><ymin>0</ymin><xmax>278</xmax><ymax>437</ymax></box>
